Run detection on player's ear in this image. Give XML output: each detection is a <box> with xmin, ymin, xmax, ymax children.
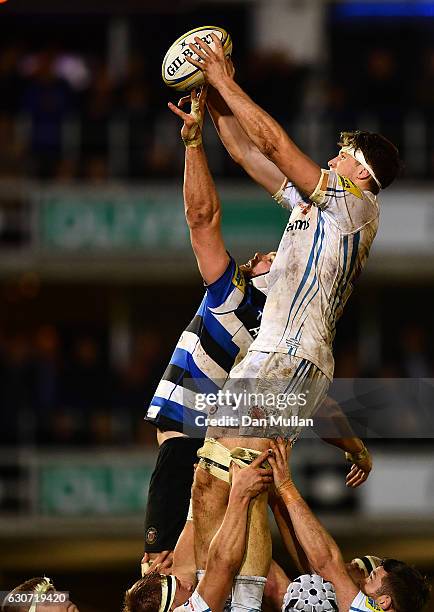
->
<box><xmin>356</xmin><ymin>165</ymin><xmax>371</xmax><ymax>182</ymax></box>
<box><xmin>376</xmin><ymin>594</ymin><xmax>392</xmax><ymax>611</ymax></box>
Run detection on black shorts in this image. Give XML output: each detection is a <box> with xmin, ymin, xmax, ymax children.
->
<box><xmin>144</xmin><ymin>436</ymin><xmax>204</xmax><ymax>552</ymax></box>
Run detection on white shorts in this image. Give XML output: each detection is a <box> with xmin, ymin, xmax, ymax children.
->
<box><xmin>174</xmin><ymin>589</ymin><xmax>211</xmax><ymax>612</ymax></box>
<box><xmin>207</xmin><ymin>351</ymin><xmax>329</xmax><ymax>440</ymax></box>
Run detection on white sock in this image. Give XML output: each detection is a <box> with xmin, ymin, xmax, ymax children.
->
<box><xmin>196</xmin><ymin>569</ymin><xmax>205</xmax><ymax>584</ymax></box>
<box><xmin>230</xmin><ymin>575</ymin><xmax>267</xmax><ymax>611</ymax></box>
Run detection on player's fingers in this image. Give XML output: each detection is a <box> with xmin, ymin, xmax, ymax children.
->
<box><xmin>272</xmin><ymin>443</ymin><xmax>286</xmax><ymax>469</ymax></box>
<box><xmin>346</xmin><ymin>466</ymin><xmax>360</xmax><ymax>480</ymax></box>
<box><xmin>210</xmin><ymin>32</ymin><xmax>223</xmax><ymax>54</ymax></box>
<box><xmin>198</xmin><ymin>84</ymin><xmax>208</xmax><ymax>106</ymax></box>
<box><xmin>186</xmin><ymin>56</ymin><xmax>203</xmax><ymax>70</ymax></box>
<box><xmin>194</xmin><ymin>35</ymin><xmax>216</xmax><ymax>58</ymax></box>
<box><xmin>177</xmin><ymin>95</ymin><xmax>191</xmax><ymax>108</ymax></box>
<box><xmin>269</xmin><ymin>439</ymin><xmax>279</xmax><ymax>459</ymax></box>
<box><xmin>189</xmin><ymin>42</ymin><xmax>207</xmax><ymax>60</ymax></box>
<box><xmin>250</xmin><ymin>448</ymin><xmax>273</xmax><ymax>469</ymax></box>
<box><xmin>168</xmin><ymin>101</ymin><xmax>189</xmax><ymax>120</ymax></box>
<box><xmin>230</xmin><ymin>462</ymin><xmax>241</xmax><ymax>477</ymax></box>
<box><xmin>346</xmin><ymin>469</ymin><xmax>364</xmax><ymax>487</ymax></box>
<box><xmin>258</xmin><ymin>467</ymin><xmax>273</xmax><ymax>478</ymax></box>
<box><xmin>276</xmin><ymin>437</ymin><xmax>288</xmax><ymax>463</ymax></box>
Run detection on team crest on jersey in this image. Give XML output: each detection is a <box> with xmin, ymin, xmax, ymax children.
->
<box><xmin>146</xmin><ymin>526</ymin><xmax>158</xmax><ymax>545</ymax></box>
<box><xmin>365</xmin><ymin>596</ymin><xmax>382</xmax><ymax>612</ymax></box>
<box><xmin>338</xmin><ymin>175</ymin><xmax>363</xmax><ymax>199</ymax></box>
<box><xmin>232</xmin><ymin>264</ymin><xmax>246</xmax><ymax>293</ymax></box>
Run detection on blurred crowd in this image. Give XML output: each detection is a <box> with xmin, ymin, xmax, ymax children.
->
<box><xmin>0</xmin><ymin>320</ymin><xmax>433</xmax><ymax>447</ymax></box>
<box><xmin>0</xmin><ymin>42</ymin><xmax>433</xmax><ymax>181</ymax></box>
<box><xmin>0</xmin><ymin>325</ymin><xmax>167</xmax><ymax>447</ymax></box>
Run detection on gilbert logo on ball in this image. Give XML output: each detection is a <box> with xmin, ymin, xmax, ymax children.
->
<box><xmin>162</xmin><ymin>25</ymin><xmax>232</xmax><ymax>92</ymax></box>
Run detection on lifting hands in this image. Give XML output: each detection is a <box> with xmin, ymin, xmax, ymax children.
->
<box><xmin>168</xmin><ymin>85</ymin><xmax>208</xmax><ymax>147</ymax></box>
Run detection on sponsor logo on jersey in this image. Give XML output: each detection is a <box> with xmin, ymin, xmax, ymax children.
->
<box><xmin>232</xmin><ymin>264</ymin><xmax>246</xmax><ymax>292</ymax></box>
<box><xmin>286</xmin><ymin>218</ymin><xmax>310</xmax><ymax>232</ymax></box>
<box><xmin>338</xmin><ymin>175</ymin><xmax>363</xmax><ymax>199</ymax></box>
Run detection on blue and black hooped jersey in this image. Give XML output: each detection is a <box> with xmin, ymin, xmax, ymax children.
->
<box><xmin>145</xmin><ymin>257</ymin><xmax>266</xmax><ymax>435</ymax></box>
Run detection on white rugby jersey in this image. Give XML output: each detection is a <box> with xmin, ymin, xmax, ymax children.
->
<box><xmin>249</xmin><ymin>170</ymin><xmax>379</xmax><ymax>380</ymax></box>
<box><xmin>350</xmin><ymin>591</ymin><xmax>382</xmax><ymax>612</ymax></box>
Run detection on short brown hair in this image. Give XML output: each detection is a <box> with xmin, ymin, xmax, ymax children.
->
<box><xmin>123</xmin><ymin>574</ymin><xmax>163</xmax><ymax>612</ymax></box>
<box><xmin>1</xmin><ymin>577</ymin><xmax>55</xmax><ymax>612</ymax></box>
<box><xmin>338</xmin><ymin>130</ymin><xmax>401</xmax><ymax>193</ymax></box>
<box><xmin>377</xmin><ymin>559</ymin><xmax>431</xmax><ymax>612</ymax></box>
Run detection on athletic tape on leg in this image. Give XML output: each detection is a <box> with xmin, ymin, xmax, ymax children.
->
<box><xmin>197</xmin><ymin>439</ymin><xmax>270</xmax><ymax>483</ymax></box>
<box><xmin>197</xmin><ymin>438</ymin><xmax>232</xmax><ymax>483</ymax></box>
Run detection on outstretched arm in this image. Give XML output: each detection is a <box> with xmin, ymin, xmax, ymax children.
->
<box><xmin>207</xmin><ymin>83</ymin><xmax>286</xmax><ymax>196</ymax></box>
<box><xmin>315</xmin><ymin>396</ymin><xmax>373</xmax><ymax>487</ymax></box>
<box><xmin>268</xmin><ymin>439</ymin><xmax>359</xmax><ymax>612</ymax></box>
<box><xmin>198</xmin><ymin>449</ymin><xmax>273</xmax><ymax>612</ymax></box>
<box><xmin>188</xmin><ymin>36</ymin><xmax>321</xmax><ymax>197</ymax></box>
<box><xmin>268</xmin><ymin>486</ymin><xmax>310</xmax><ymax>574</ymax></box>
<box><xmin>168</xmin><ymin>87</ymin><xmax>230</xmax><ymax>285</ymax></box>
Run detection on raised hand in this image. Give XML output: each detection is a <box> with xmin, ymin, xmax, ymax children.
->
<box><xmin>168</xmin><ymin>85</ymin><xmax>208</xmax><ymax>145</ymax></box>
<box><xmin>345</xmin><ymin>445</ymin><xmax>372</xmax><ymax>487</ymax></box>
<box><xmin>187</xmin><ymin>33</ymin><xmax>234</xmax><ymax>89</ymax></box>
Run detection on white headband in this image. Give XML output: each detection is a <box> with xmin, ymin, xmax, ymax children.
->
<box><xmin>340</xmin><ymin>145</ymin><xmax>382</xmax><ymax>190</ymax></box>
<box><xmin>28</xmin><ymin>577</ymin><xmax>53</xmax><ymax>612</ymax></box>
<box><xmin>158</xmin><ymin>575</ymin><xmax>177</xmax><ymax>612</ymax></box>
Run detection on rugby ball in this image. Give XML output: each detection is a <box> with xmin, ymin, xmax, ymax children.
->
<box><xmin>162</xmin><ymin>26</ymin><xmax>232</xmax><ymax>92</ymax></box>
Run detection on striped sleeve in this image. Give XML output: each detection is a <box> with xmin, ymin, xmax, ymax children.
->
<box><xmin>205</xmin><ymin>257</ymin><xmax>246</xmax><ymax>308</ymax></box>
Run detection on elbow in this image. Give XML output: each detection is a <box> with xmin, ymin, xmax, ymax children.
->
<box><xmin>257</xmin><ymin>126</ymin><xmax>282</xmax><ymax>161</ymax></box>
<box><xmin>208</xmin><ymin>547</ymin><xmax>238</xmax><ymax>580</ymax></box>
<box><xmin>312</xmin><ymin>550</ymin><xmax>341</xmax><ymax>582</ymax></box>
<box><xmin>185</xmin><ymin>208</ymin><xmax>215</xmax><ymax>229</ymax></box>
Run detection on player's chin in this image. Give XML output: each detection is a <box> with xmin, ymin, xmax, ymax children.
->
<box><xmin>239</xmin><ymin>262</ymin><xmax>253</xmax><ymax>275</ymax></box>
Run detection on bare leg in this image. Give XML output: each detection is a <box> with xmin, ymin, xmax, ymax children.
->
<box><xmin>220</xmin><ymin>437</ymin><xmax>272</xmax><ymax>578</ymax></box>
<box><xmin>192</xmin><ymin>465</ymin><xmax>230</xmax><ymax>570</ymax></box>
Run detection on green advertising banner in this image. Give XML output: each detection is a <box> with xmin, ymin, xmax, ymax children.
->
<box><xmin>39</xmin><ymin>461</ymin><xmax>153</xmax><ymax>515</ymax></box>
<box><xmin>37</xmin><ymin>188</ymin><xmax>289</xmax><ymax>251</ymax></box>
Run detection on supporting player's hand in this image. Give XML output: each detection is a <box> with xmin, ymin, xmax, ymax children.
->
<box><xmin>230</xmin><ymin>448</ymin><xmax>273</xmax><ymax>500</ymax></box>
<box><xmin>187</xmin><ymin>33</ymin><xmax>234</xmax><ymax>89</ymax></box>
<box><xmin>345</xmin><ymin>446</ymin><xmax>372</xmax><ymax>487</ymax></box>
<box><xmin>168</xmin><ymin>85</ymin><xmax>208</xmax><ymax>145</ymax></box>
<box><xmin>268</xmin><ymin>438</ymin><xmax>292</xmax><ymax>491</ymax></box>
<box><xmin>141</xmin><ymin>550</ymin><xmax>174</xmax><ymax>576</ymax></box>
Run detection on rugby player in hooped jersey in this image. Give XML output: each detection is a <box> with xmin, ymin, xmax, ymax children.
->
<box><xmin>185</xmin><ymin>35</ymin><xmax>401</xmax><ymax>608</ymax></box>
<box><xmin>142</xmin><ymin>85</ymin><xmax>273</xmax><ymax>572</ymax></box>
